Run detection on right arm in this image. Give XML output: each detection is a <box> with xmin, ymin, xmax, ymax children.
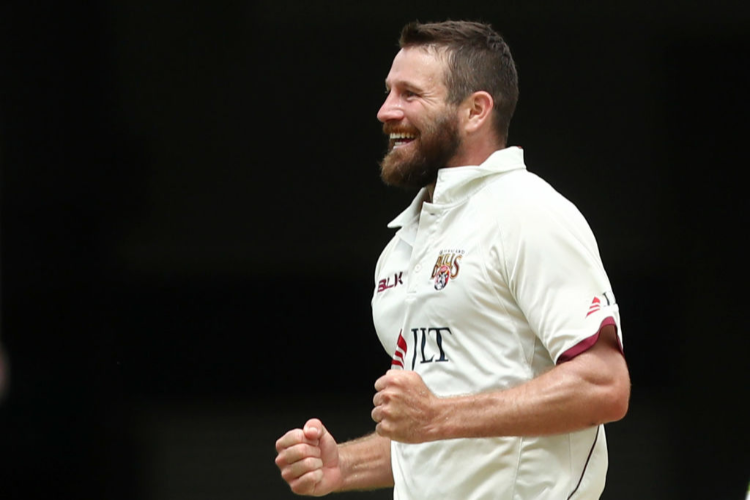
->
<box><xmin>275</xmin><ymin>418</ymin><xmax>393</xmax><ymax>496</ymax></box>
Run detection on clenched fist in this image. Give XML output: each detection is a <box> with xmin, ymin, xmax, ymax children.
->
<box><xmin>274</xmin><ymin>419</ymin><xmax>342</xmax><ymax>496</ymax></box>
<box><xmin>371</xmin><ymin>370</ymin><xmax>445</xmax><ymax>443</ymax></box>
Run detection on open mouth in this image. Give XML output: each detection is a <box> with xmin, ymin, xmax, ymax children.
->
<box><xmin>390</xmin><ymin>132</ymin><xmax>417</xmax><ymax>149</ymax></box>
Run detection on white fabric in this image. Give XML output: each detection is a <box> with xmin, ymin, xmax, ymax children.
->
<box><xmin>371</xmin><ymin>146</ymin><xmax>622</xmax><ymax>499</ymax></box>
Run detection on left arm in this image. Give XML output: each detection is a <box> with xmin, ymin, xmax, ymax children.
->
<box><xmin>371</xmin><ymin>325</ymin><xmax>630</xmax><ymax>443</ymax></box>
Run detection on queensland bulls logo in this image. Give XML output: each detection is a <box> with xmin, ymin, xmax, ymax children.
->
<box><xmin>434</xmin><ymin>265</ymin><xmax>451</xmax><ymax>290</ymax></box>
<box><xmin>432</xmin><ymin>249</ymin><xmax>464</xmax><ymax>290</ymax></box>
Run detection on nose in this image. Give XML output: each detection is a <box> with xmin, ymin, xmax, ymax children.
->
<box><xmin>377</xmin><ymin>92</ymin><xmax>404</xmax><ymax>123</ymax></box>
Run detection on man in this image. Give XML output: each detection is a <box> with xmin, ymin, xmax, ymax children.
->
<box><xmin>275</xmin><ymin>20</ymin><xmax>630</xmax><ymax>499</ymax></box>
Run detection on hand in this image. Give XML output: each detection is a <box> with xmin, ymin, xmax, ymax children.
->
<box><xmin>372</xmin><ymin>370</ymin><xmax>442</xmax><ymax>443</ymax></box>
<box><xmin>275</xmin><ymin>419</ymin><xmax>342</xmax><ymax>496</ymax></box>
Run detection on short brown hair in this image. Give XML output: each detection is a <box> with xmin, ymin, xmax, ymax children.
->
<box><xmin>399</xmin><ymin>20</ymin><xmax>519</xmax><ymax>145</ymax></box>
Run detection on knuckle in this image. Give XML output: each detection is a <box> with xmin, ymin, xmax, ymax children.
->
<box><xmin>275</xmin><ymin>435</ymin><xmax>290</xmax><ymax>452</ymax></box>
<box><xmin>376</xmin><ymin>422</ymin><xmax>391</xmax><ymax>438</ymax></box>
<box><xmin>280</xmin><ymin>467</ymin><xmax>295</xmax><ymax>482</ymax></box>
<box><xmin>290</xmin><ymin>481</ymin><xmax>308</xmax><ymax>495</ymax></box>
<box><xmin>276</xmin><ymin>429</ymin><xmax>303</xmax><ymax>452</ymax></box>
<box><xmin>292</xmin><ymin>470</ymin><xmax>319</xmax><ymax>495</ymax></box>
<box><xmin>371</xmin><ymin>407</ymin><xmax>380</xmax><ymax>422</ymax></box>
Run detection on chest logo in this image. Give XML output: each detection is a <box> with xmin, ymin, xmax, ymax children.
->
<box><xmin>391</xmin><ymin>327</ymin><xmax>453</xmax><ymax>369</ymax></box>
<box><xmin>431</xmin><ymin>249</ymin><xmax>464</xmax><ymax>290</ymax></box>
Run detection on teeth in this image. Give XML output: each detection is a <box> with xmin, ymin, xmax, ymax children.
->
<box><xmin>390</xmin><ymin>133</ymin><xmax>416</xmax><ymax>140</ymax></box>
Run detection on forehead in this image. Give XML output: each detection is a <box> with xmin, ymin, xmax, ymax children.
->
<box><xmin>385</xmin><ymin>46</ymin><xmax>448</xmax><ymax>91</ymax></box>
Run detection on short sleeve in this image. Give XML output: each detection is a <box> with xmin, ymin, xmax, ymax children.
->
<box><xmin>494</xmin><ymin>182</ymin><xmax>622</xmax><ymax>363</ymax></box>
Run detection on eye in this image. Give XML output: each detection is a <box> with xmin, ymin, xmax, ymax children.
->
<box><xmin>404</xmin><ymin>90</ymin><xmax>418</xmax><ymax>98</ymax></box>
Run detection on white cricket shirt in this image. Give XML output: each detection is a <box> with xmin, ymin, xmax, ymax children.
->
<box><xmin>371</xmin><ymin>147</ymin><xmax>622</xmax><ymax>499</ymax></box>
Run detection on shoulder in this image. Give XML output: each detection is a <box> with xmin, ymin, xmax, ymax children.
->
<box><xmin>480</xmin><ymin>170</ymin><xmax>584</xmax><ymax>226</ymax></box>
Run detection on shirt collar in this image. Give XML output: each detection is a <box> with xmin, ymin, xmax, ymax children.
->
<box><xmin>432</xmin><ymin>146</ymin><xmax>526</xmax><ymax>205</ymax></box>
<box><xmin>386</xmin><ymin>146</ymin><xmax>527</xmax><ymax>231</ymax></box>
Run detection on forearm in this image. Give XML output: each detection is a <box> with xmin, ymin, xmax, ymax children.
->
<box><xmin>435</xmin><ymin>369</ymin><xmax>605</xmax><ymax>439</ymax></box>
<box><xmin>337</xmin><ymin>432</ymin><xmax>393</xmax><ymax>491</ymax></box>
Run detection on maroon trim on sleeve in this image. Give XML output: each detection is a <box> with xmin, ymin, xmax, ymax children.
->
<box><xmin>557</xmin><ymin>317</ymin><xmax>622</xmax><ymax>364</ymax></box>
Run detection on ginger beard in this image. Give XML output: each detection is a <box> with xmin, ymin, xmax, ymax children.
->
<box><xmin>379</xmin><ymin>108</ymin><xmax>461</xmax><ymax>189</ymax></box>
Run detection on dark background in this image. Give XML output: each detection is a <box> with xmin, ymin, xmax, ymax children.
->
<box><xmin>1</xmin><ymin>1</ymin><xmax>749</xmax><ymax>499</ymax></box>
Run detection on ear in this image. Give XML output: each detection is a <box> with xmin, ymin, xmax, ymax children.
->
<box><xmin>461</xmin><ymin>91</ymin><xmax>494</xmax><ymax>134</ymax></box>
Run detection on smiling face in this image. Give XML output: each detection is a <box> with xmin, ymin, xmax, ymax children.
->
<box><xmin>377</xmin><ymin>47</ymin><xmax>462</xmax><ymax>189</ymax></box>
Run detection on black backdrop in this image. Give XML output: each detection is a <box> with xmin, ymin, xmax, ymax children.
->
<box><xmin>1</xmin><ymin>2</ymin><xmax>749</xmax><ymax>499</ymax></box>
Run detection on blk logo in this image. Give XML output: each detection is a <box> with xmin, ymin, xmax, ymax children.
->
<box><xmin>377</xmin><ymin>272</ymin><xmax>404</xmax><ymax>293</ymax></box>
<box><xmin>391</xmin><ymin>327</ymin><xmax>452</xmax><ymax>370</ymax></box>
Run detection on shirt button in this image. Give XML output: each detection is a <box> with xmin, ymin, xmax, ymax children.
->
<box><xmin>414</xmin><ymin>264</ymin><xmax>422</xmax><ymax>272</ymax></box>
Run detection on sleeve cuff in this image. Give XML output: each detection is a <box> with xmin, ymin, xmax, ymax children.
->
<box><xmin>557</xmin><ymin>317</ymin><xmax>622</xmax><ymax>364</ymax></box>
